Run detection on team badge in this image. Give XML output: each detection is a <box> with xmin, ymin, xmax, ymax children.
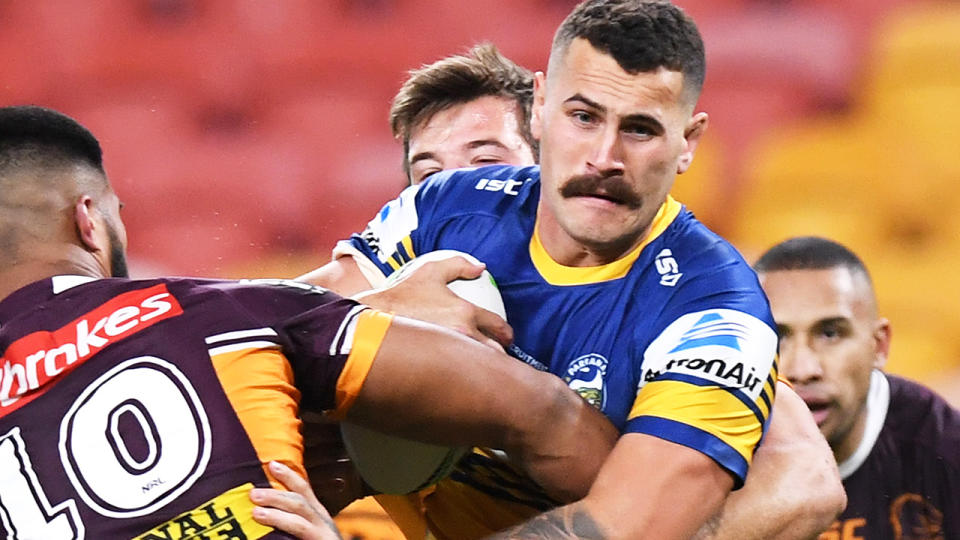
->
<box><xmin>563</xmin><ymin>354</ymin><xmax>608</xmax><ymax>410</ymax></box>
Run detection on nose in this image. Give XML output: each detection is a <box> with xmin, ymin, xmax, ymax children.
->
<box><xmin>587</xmin><ymin>124</ymin><xmax>624</xmax><ymax>175</ymax></box>
<box><xmin>779</xmin><ymin>337</ymin><xmax>824</xmax><ymax>386</ymax></box>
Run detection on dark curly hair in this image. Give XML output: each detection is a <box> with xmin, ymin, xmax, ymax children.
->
<box><xmin>551</xmin><ymin>0</ymin><xmax>705</xmax><ymax>104</ymax></box>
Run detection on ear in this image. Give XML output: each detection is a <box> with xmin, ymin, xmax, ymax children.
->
<box><xmin>677</xmin><ymin>111</ymin><xmax>709</xmax><ymax>174</ymax></box>
<box><xmin>872</xmin><ymin>317</ymin><xmax>891</xmax><ymax>370</ymax></box>
<box><xmin>530</xmin><ymin>71</ymin><xmax>547</xmax><ymax>142</ymax></box>
<box><xmin>74</xmin><ymin>195</ymin><xmax>104</xmax><ymax>253</ymax></box>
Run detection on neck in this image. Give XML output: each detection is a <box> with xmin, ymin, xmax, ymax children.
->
<box><xmin>0</xmin><ymin>245</ymin><xmax>107</xmax><ymax>302</ymax></box>
<box><xmin>831</xmin><ymin>399</ymin><xmax>871</xmax><ymax>465</ymax></box>
<box><xmin>534</xmin><ymin>208</ymin><xmax>649</xmax><ymax>268</ymax></box>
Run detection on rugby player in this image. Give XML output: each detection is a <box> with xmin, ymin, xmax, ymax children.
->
<box><xmin>391</xmin><ymin>43</ymin><xmax>538</xmax><ymax>186</ymax></box>
<box><xmin>300</xmin><ymin>1</ymin><xmax>846</xmax><ymax>538</ymax></box>
<box><xmin>755</xmin><ymin>237</ymin><xmax>960</xmax><ymax>540</ymax></box>
<box><xmin>0</xmin><ymin>105</ymin><xmax>618</xmax><ymax>538</ymax></box>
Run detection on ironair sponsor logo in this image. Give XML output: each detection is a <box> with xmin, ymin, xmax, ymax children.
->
<box><xmin>643</xmin><ymin>356</ymin><xmax>764</xmax><ymax>393</ymax></box>
<box><xmin>643</xmin><ymin>312</ymin><xmax>763</xmax><ymax>392</ymax></box>
<box><xmin>0</xmin><ymin>284</ymin><xmax>182</xmax><ymax>415</ymax></box>
<box><xmin>135</xmin><ymin>483</ymin><xmax>272</xmax><ymax>540</ymax></box>
<box><xmin>564</xmin><ymin>354</ymin><xmax>608</xmax><ymax>409</ymax></box>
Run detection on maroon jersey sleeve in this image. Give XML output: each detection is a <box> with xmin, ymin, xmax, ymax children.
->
<box><xmin>0</xmin><ymin>276</ymin><xmax>384</xmax><ymax>539</ymax></box>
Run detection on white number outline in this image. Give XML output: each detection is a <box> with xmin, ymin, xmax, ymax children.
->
<box><xmin>0</xmin><ymin>426</ymin><xmax>84</xmax><ymax>539</ymax></box>
<box><xmin>58</xmin><ymin>356</ymin><xmax>212</xmax><ymax>519</ymax></box>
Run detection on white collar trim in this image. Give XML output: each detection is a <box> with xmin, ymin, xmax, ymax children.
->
<box><xmin>837</xmin><ymin>369</ymin><xmax>889</xmax><ymax>479</ymax></box>
<box><xmin>52</xmin><ymin>275</ymin><xmax>98</xmax><ymax>294</ymax></box>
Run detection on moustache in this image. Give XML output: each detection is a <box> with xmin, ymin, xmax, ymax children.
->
<box><xmin>559</xmin><ymin>174</ymin><xmax>642</xmax><ymax>209</ymax></box>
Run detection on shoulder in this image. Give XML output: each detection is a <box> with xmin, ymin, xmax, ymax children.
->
<box><xmin>151</xmin><ymin>277</ymin><xmax>342</xmax><ymax>322</ymax></box>
<box><xmin>416</xmin><ymin>164</ymin><xmax>540</xmax><ymax>215</ymax></box>
<box><xmin>656</xmin><ymin>210</ymin><xmax>773</xmax><ymax>324</ymax></box>
<box><xmin>885</xmin><ymin>374</ymin><xmax>960</xmax><ymax>464</ymax></box>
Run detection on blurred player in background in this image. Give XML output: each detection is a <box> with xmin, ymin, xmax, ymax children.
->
<box><xmin>390</xmin><ymin>43</ymin><xmax>538</xmax><ymax>186</ymax></box>
<box><xmin>301</xmin><ymin>1</ymin><xmax>846</xmax><ymax>538</ymax></box>
<box><xmin>755</xmin><ymin>236</ymin><xmax>960</xmax><ymax>540</ymax></box>
<box><xmin>0</xmin><ymin>105</ymin><xmax>619</xmax><ymax>539</ymax></box>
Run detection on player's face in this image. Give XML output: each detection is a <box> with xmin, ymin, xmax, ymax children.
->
<box><xmin>407</xmin><ymin>95</ymin><xmax>536</xmax><ymax>185</ymax></box>
<box><xmin>759</xmin><ymin>267</ymin><xmax>889</xmax><ymax>462</ymax></box>
<box><xmin>531</xmin><ymin>38</ymin><xmax>706</xmax><ymax>263</ymax></box>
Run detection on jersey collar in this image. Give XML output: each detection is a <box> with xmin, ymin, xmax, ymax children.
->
<box><xmin>837</xmin><ymin>369</ymin><xmax>890</xmax><ymax>479</ymax></box>
<box><xmin>530</xmin><ymin>196</ymin><xmax>682</xmax><ymax>286</ymax></box>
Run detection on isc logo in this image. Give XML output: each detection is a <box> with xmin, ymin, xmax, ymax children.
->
<box><xmin>475</xmin><ymin>178</ymin><xmax>523</xmax><ymax>195</ymax></box>
<box><xmin>655</xmin><ymin>248</ymin><xmax>683</xmax><ymax>286</ymax></box>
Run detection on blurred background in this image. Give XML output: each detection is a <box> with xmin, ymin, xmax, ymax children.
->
<box><xmin>3</xmin><ymin>0</ymin><xmax>958</xmax><ymax>434</ymax></box>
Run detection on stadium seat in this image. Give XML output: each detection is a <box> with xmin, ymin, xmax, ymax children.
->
<box><xmin>729</xmin><ymin>114</ymin><xmax>887</xmax><ymax>257</ymax></box>
<box><xmin>859</xmin><ymin>2</ymin><xmax>960</xmax><ymax>101</ymax></box>
<box><xmin>668</xmin><ymin>136</ymin><xmax>731</xmax><ymax>234</ymax></box>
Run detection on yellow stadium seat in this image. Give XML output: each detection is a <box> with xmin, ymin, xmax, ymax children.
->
<box><xmin>669</xmin><ymin>136</ymin><xmax>731</xmax><ymax>233</ymax></box>
<box><xmin>863</xmin><ymin>2</ymin><xmax>960</xmax><ymax>101</ymax></box>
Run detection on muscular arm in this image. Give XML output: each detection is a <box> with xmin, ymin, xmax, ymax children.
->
<box><xmin>490</xmin><ymin>382</ymin><xmax>845</xmax><ymax>540</ymax></box>
<box><xmin>692</xmin><ymin>383</ymin><xmax>845</xmax><ymax>540</ymax></box>
<box><xmin>297</xmin><ymin>256</ymin><xmax>372</xmax><ymax>297</ymax></box>
<box><xmin>349</xmin><ymin>315</ymin><xmax>618</xmax><ymax>501</ymax></box>
<box><xmin>491</xmin><ymin>433</ymin><xmax>733</xmax><ymax>539</ymax></box>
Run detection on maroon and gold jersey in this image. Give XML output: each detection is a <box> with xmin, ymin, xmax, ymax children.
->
<box><xmin>0</xmin><ymin>275</ymin><xmax>391</xmax><ymax>540</ymax></box>
<box><xmin>819</xmin><ymin>372</ymin><xmax>960</xmax><ymax>540</ymax></box>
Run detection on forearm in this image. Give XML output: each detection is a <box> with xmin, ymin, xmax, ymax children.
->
<box><xmin>347</xmin><ymin>315</ymin><xmax>614</xmax><ymax>498</ymax></box>
<box><xmin>692</xmin><ymin>383</ymin><xmax>844</xmax><ymax>540</ymax></box>
<box><xmin>493</xmin><ymin>434</ymin><xmax>733</xmax><ymax>540</ymax></box>
<box><xmin>297</xmin><ymin>256</ymin><xmax>373</xmax><ymax>296</ymax></box>
<box><xmin>487</xmin><ymin>501</ymin><xmax>609</xmax><ymax>539</ymax></box>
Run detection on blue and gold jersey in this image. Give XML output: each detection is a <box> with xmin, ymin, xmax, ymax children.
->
<box><xmin>335</xmin><ymin>165</ymin><xmax>778</xmax><ymax>539</ymax></box>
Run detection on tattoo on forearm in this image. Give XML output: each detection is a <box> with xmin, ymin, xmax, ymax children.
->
<box><xmin>690</xmin><ymin>512</ymin><xmax>722</xmax><ymax>540</ymax></box>
<box><xmin>489</xmin><ymin>506</ymin><xmax>607</xmax><ymax>539</ymax></box>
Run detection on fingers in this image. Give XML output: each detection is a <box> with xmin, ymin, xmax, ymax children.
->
<box><xmin>269</xmin><ymin>461</ymin><xmax>319</xmax><ymax>504</ymax></box>
<box><xmin>425</xmin><ymin>255</ymin><xmax>486</xmax><ymax>283</ymax></box>
<box><xmin>474</xmin><ymin>307</ymin><xmax>514</xmax><ymax>348</ymax></box>
<box><xmin>251</xmin><ymin>504</ymin><xmax>341</xmax><ymax>540</ymax></box>
<box><xmin>251</xmin><ymin>461</ymin><xmax>342</xmax><ymax>540</ymax></box>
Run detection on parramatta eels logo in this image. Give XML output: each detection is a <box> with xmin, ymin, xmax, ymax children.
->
<box><xmin>564</xmin><ymin>354</ymin><xmax>608</xmax><ymax>410</ymax></box>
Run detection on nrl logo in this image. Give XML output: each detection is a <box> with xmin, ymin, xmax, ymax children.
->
<box><xmin>563</xmin><ymin>353</ymin><xmax>608</xmax><ymax>410</ymax></box>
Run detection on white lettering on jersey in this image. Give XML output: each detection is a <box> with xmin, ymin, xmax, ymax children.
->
<box><xmin>640</xmin><ymin>309</ymin><xmax>776</xmax><ymax>401</ymax></box>
<box><xmin>474</xmin><ymin>178</ymin><xmax>522</xmax><ymax>196</ymax></box>
<box><xmin>0</xmin><ymin>293</ymin><xmax>177</xmax><ymax>406</ymax></box>
<box><xmin>655</xmin><ymin>249</ymin><xmax>683</xmax><ymax>287</ymax></box>
<box><xmin>359</xmin><ymin>185</ymin><xmax>421</xmax><ymax>264</ymax></box>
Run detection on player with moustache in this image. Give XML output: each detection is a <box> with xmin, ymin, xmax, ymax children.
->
<box><xmin>359</xmin><ymin>38</ymin><xmax>843</xmax><ymax>540</ymax></box>
<box><xmin>0</xmin><ymin>105</ymin><xmax>618</xmax><ymax>539</ymax></box>
<box><xmin>299</xmin><ymin>1</ymin><xmax>846</xmax><ymax>538</ymax></box>
<box><xmin>755</xmin><ymin>237</ymin><xmax>960</xmax><ymax>540</ymax></box>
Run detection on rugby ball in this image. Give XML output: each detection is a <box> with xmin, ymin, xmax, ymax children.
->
<box><xmin>340</xmin><ymin>250</ymin><xmax>505</xmax><ymax>494</ymax></box>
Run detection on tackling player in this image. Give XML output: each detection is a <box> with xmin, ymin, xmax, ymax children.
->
<box><xmin>0</xmin><ymin>106</ymin><xmax>618</xmax><ymax>538</ymax></box>
<box><xmin>391</xmin><ymin>43</ymin><xmax>538</xmax><ymax>186</ymax></box>
<box><xmin>755</xmin><ymin>236</ymin><xmax>960</xmax><ymax>540</ymax></box>
<box><xmin>301</xmin><ymin>1</ymin><xmax>846</xmax><ymax>538</ymax></box>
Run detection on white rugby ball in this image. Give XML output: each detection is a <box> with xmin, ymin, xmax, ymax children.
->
<box><xmin>341</xmin><ymin>250</ymin><xmax>505</xmax><ymax>494</ymax></box>
<box><xmin>383</xmin><ymin>249</ymin><xmax>507</xmax><ymax>320</ymax></box>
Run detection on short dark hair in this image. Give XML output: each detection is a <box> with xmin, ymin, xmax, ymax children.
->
<box><xmin>390</xmin><ymin>43</ymin><xmax>536</xmax><ymax>181</ymax></box>
<box><xmin>551</xmin><ymin>0</ymin><xmax>706</xmax><ymax>104</ymax></box>
<box><xmin>0</xmin><ymin>105</ymin><xmax>104</xmax><ymax>179</ymax></box>
<box><xmin>753</xmin><ymin>236</ymin><xmax>873</xmax><ymax>286</ymax></box>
